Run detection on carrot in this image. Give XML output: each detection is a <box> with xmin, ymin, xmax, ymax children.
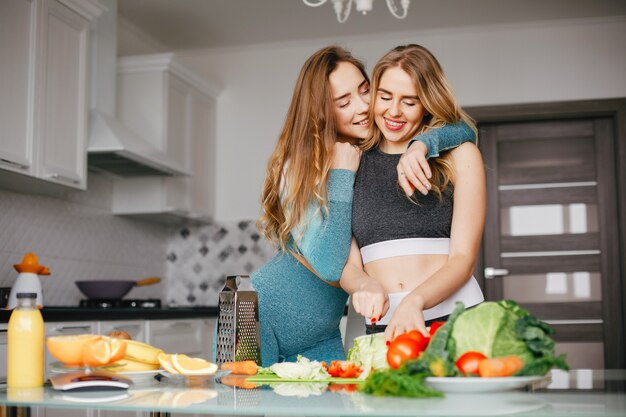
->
<box><xmin>220</xmin><ymin>360</ymin><xmax>259</xmax><ymax>375</ymax></box>
<box><xmin>478</xmin><ymin>355</ymin><xmax>524</xmax><ymax>378</ymax></box>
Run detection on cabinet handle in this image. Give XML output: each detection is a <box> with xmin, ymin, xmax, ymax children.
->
<box><xmin>0</xmin><ymin>158</ymin><xmax>29</xmax><ymax>170</ymax></box>
<box><xmin>53</xmin><ymin>325</ymin><xmax>92</xmax><ymax>332</ymax></box>
<box><xmin>113</xmin><ymin>324</ymin><xmax>140</xmax><ymax>332</ymax></box>
<box><xmin>45</xmin><ymin>173</ymin><xmax>80</xmax><ymax>184</ymax></box>
<box><xmin>168</xmin><ymin>322</ymin><xmax>192</xmax><ymax>329</ymax></box>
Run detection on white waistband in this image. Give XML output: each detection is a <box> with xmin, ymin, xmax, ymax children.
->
<box><xmin>360</xmin><ymin>238</ymin><xmax>450</xmax><ymax>264</ymax></box>
<box><xmin>365</xmin><ymin>276</ymin><xmax>484</xmax><ymax>325</ymax></box>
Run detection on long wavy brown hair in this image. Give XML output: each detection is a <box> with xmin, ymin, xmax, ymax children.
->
<box><xmin>258</xmin><ymin>46</ymin><xmax>368</xmax><ymax>250</ymax></box>
<box><xmin>362</xmin><ymin>44</ymin><xmax>477</xmax><ymax>198</ymax></box>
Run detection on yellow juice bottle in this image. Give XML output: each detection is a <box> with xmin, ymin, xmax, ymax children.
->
<box><xmin>8</xmin><ymin>292</ymin><xmax>44</xmax><ymax>388</ymax></box>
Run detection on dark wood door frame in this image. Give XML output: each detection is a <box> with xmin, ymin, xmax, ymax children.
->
<box><xmin>466</xmin><ymin>98</ymin><xmax>626</xmax><ymax>369</ymax></box>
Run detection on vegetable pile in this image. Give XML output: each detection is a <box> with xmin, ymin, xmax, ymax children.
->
<box><xmin>353</xmin><ymin>300</ymin><xmax>569</xmax><ymax>398</ymax></box>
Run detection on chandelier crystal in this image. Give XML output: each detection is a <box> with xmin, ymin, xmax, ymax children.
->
<box><xmin>303</xmin><ymin>0</ymin><xmax>410</xmax><ymax>24</ymax></box>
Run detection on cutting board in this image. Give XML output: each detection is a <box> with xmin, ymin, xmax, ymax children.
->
<box><xmin>246</xmin><ymin>374</ymin><xmax>363</xmax><ymax>384</ymax></box>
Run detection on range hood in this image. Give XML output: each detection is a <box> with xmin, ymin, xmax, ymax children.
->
<box><xmin>88</xmin><ymin>111</ymin><xmax>190</xmax><ymax>177</ymax></box>
<box><xmin>87</xmin><ymin>1</ymin><xmax>189</xmax><ymax>178</ymax></box>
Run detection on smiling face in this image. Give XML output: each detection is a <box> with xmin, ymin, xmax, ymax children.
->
<box><xmin>374</xmin><ymin>66</ymin><xmax>427</xmax><ymax>153</ymax></box>
<box><xmin>329</xmin><ymin>61</ymin><xmax>370</xmax><ymax>142</ymax></box>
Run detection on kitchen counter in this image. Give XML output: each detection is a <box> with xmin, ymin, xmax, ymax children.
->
<box><xmin>0</xmin><ymin>306</ymin><xmax>218</xmax><ymax>323</ymax></box>
<box><xmin>0</xmin><ymin>369</ymin><xmax>625</xmax><ymax>416</ymax></box>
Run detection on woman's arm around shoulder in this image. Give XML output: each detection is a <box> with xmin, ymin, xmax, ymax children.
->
<box><xmin>398</xmin><ymin>121</ymin><xmax>477</xmax><ymax>197</ymax></box>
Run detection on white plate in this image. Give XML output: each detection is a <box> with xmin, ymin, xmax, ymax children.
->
<box><xmin>115</xmin><ymin>370</ymin><xmax>160</xmax><ymax>384</ymax></box>
<box><xmin>425</xmin><ymin>375</ymin><xmax>547</xmax><ymax>393</ymax></box>
<box><xmin>158</xmin><ymin>370</ymin><xmax>217</xmax><ymax>384</ymax></box>
<box><xmin>49</xmin><ymin>361</ymin><xmax>125</xmax><ymax>373</ymax></box>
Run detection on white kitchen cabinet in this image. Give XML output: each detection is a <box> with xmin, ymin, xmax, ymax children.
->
<box><xmin>0</xmin><ymin>0</ymin><xmax>103</xmax><ymax>190</ymax></box>
<box><xmin>0</xmin><ymin>0</ymin><xmax>37</xmax><ymax>176</ymax></box>
<box><xmin>0</xmin><ymin>324</ymin><xmax>7</xmax><ymax>385</ymax></box>
<box><xmin>112</xmin><ymin>54</ymin><xmax>219</xmax><ymax>224</ymax></box>
<box><xmin>146</xmin><ymin>318</ymin><xmax>213</xmax><ymax>360</ymax></box>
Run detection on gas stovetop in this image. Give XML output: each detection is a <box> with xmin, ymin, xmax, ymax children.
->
<box><xmin>79</xmin><ymin>299</ymin><xmax>162</xmax><ymax>309</ymax></box>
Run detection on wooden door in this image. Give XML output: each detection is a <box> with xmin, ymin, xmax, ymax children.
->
<box><xmin>479</xmin><ymin>117</ymin><xmax>622</xmax><ymax>369</ymax></box>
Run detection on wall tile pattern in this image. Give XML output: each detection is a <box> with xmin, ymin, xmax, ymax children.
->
<box><xmin>0</xmin><ymin>173</ymin><xmax>170</xmax><ymax>306</ymax></box>
<box><xmin>165</xmin><ymin>221</ymin><xmax>275</xmax><ymax>307</ymax></box>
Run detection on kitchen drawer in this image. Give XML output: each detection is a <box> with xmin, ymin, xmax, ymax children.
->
<box><xmin>98</xmin><ymin>320</ymin><xmax>146</xmax><ymax>342</ymax></box>
<box><xmin>0</xmin><ymin>323</ymin><xmax>6</xmax><ymax>384</ymax></box>
<box><xmin>146</xmin><ymin>319</ymin><xmax>205</xmax><ymax>357</ymax></box>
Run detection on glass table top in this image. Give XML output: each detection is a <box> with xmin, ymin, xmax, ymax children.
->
<box><xmin>0</xmin><ymin>369</ymin><xmax>624</xmax><ymax>416</ymax></box>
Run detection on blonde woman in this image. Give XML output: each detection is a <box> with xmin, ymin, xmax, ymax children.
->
<box><xmin>340</xmin><ymin>44</ymin><xmax>486</xmax><ymax>342</ymax></box>
<box><xmin>253</xmin><ymin>46</ymin><xmax>476</xmax><ymax>366</ymax></box>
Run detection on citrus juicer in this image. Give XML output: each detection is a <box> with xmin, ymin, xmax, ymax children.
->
<box><xmin>7</xmin><ymin>253</ymin><xmax>50</xmax><ymax>309</ymax></box>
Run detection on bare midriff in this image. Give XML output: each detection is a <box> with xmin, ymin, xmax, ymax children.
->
<box><xmin>364</xmin><ymin>254</ymin><xmax>448</xmax><ymax>293</ymax></box>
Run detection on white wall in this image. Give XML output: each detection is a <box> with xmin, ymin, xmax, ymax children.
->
<box><xmin>177</xmin><ymin>17</ymin><xmax>626</xmax><ymax>222</ymax></box>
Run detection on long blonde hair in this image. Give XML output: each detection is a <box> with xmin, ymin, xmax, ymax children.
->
<box><xmin>362</xmin><ymin>44</ymin><xmax>477</xmax><ymax>197</ymax></box>
<box><xmin>258</xmin><ymin>46</ymin><xmax>368</xmax><ymax>250</ymax></box>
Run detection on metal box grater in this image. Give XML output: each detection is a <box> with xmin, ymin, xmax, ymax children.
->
<box><xmin>216</xmin><ymin>275</ymin><xmax>262</xmax><ymax>365</ymax></box>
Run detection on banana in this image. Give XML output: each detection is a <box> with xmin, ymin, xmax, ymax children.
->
<box><xmin>123</xmin><ymin>340</ymin><xmax>164</xmax><ymax>364</ymax></box>
<box><xmin>113</xmin><ymin>357</ymin><xmax>160</xmax><ymax>372</ymax></box>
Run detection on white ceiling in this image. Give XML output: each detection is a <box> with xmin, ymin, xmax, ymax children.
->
<box><xmin>118</xmin><ymin>0</ymin><xmax>626</xmax><ymax>51</ymax></box>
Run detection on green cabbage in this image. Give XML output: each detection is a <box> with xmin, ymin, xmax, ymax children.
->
<box><xmin>347</xmin><ymin>333</ymin><xmax>389</xmax><ymax>379</ymax></box>
<box><xmin>451</xmin><ymin>302</ymin><xmax>533</xmax><ymax>364</ymax></box>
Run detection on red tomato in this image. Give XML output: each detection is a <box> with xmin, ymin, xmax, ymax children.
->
<box><xmin>328</xmin><ymin>383</ymin><xmax>358</xmax><ymax>393</ymax></box>
<box><xmin>394</xmin><ymin>330</ymin><xmax>430</xmax><ymax>352</ymax></box>
<box><xmin>455</xmin><ymin>351</ymin><xmax>488</xmax><ymax>376</ymax></box>
<box><xmin>387</xmin><ymin>338</ymin><xmax>421</xmax><ymax>369</ymax></box>
<box><xmin>327</xmin><ymin>360</ymin><xmax>363</xmax><ymax>378</ymax></box>
<box><xmin>428</xmin><ymin>321</ymin><xmax>446</xmax><ymax>336</ymax></box>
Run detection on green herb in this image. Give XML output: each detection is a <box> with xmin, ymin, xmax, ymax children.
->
<box><xmin>359</xmin><ymin>369</ymin><xmax>443</xmax><ymax>398</ymax></box>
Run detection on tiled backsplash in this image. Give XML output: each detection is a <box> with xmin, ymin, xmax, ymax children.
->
<box><xmin>165</xmin><ymin>221</ymin><xmax>275</xmax><ymax>306</ymax></box>
<box><xmin>0</xmin><ymin>172</ymin><xmax>274</xmax><ymax>307</ymax></box>
<box><xmin>0</xmin><ymin>173</ymin><xmax>169</xmax><ymax>305</ymax></box>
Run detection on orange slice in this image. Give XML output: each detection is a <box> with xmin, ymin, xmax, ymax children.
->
<box><xmin>46</xmin><ymin>334</ymin><xmax>100</xmax><ymax>366</ymax></box>
<box><xmin>81</xmin><ymin>337</ymin><xmax>127</xmax><ymax>367</ymax></box>
<box><xmin>171</xmin><ymin>354</ymin><xmax>218</xmax><ymax>376</ymax></box>
<box><xmin>157</xmin><ymin>353</ymin><xmax>178</xmax><ymax>374</ymax></box>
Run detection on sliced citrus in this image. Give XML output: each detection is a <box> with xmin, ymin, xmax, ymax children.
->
<box><xmin>81</xmin><ymin>336</ymin><xmax>127</xmax><ymax>367</ymax></box>
<box><xmin>157</xmin><ymin>353</ymin><xmax>178</xmax><ymax>374</ymax></box>
<box><xmin>81</xmin><ymin>338</ymin><xmax>112</xmax><ymax>367</ymax></box>
<box><xmin>46</xmin><ymin>334</ymin><xmax>100</xmax><ymax>366</ymax></box>
<box><xmin>171</xmin><ymin>354</ymin><xmax>218</xmax><ymax>376</ymax></box>
<box><xmin>107</xmin><ymin>337</ymin><xmax>127</xmax><ymax>363</ymax></box>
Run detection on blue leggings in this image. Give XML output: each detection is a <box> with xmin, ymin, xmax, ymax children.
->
<box><xmin>252</xmin><ymin>252</ymin><xmax>349</xmax><ymax>367</ymax></box>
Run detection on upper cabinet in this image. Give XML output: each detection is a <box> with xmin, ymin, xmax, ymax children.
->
<box><xmin>0</xmin><ymin>0</ymin><xmax>103</xmax><ymax>190</ymax></box>
<box><xmin>112</xmin><ymin>54</ymin><xmax>220</xmax><ymax>223</ymax></box>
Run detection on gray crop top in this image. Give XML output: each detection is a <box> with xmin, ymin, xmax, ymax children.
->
<box><xmin>352</xmin><ymin>147</ymin><xmax>454</xmax><ymax>249</ymax></box>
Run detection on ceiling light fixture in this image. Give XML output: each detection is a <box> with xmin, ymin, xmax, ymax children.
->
<box><xmin>303</xmin><ymin>0</ymin><xmax>410</xmax><ymax>24</ymax></box>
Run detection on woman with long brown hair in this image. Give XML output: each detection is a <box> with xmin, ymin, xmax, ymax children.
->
<box><xmin>340</xmin><ymin>44</ymin><xmax>486</xmax><ymax>342</ymax></box>
<box><xmin>253</xmin><ymin>45</ymin><xmax>476</xmax><ymax>365</ymax></box>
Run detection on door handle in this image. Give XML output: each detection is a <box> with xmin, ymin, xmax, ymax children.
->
<box><xmin>484</xmin><ymin>267</ymin><xmax>510</xmax><ymax>279</ymax></box>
